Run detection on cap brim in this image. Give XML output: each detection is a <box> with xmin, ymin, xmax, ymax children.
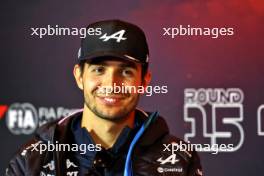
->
<box><xmin>79</xmin><ymin>51</ymin><xmax>142</xmax><ymax>64</ymax></box>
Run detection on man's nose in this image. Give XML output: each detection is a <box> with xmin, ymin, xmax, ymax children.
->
<box><xmin>102</xmin><ymin>70</ymin><xmax>122</xmax><ymax>86</ymax></box>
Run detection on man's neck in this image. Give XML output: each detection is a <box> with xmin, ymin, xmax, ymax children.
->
<box><xmin>81</xmin><ymin>105</ymin><xmax>135</xmax><ymax>149</ymax></box>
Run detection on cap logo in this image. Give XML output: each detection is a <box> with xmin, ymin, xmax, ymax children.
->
<box><xmin>99</xmin><ymin>29</ymin><xmax>127</xmax><ymax>43</ymax></box>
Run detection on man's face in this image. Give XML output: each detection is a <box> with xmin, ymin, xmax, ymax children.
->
<box><xmin>74</xmin><ymin>58</ymin><xmax>150</xmax><ymax>121</ymax></box>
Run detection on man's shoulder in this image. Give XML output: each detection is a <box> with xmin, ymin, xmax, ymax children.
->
<box><xmin>134</xmin><ymin>133</ymin><xmax>203</xmax><ymax>176</ymax></box>
<box><xmin>139</xmin><ymin>132</ymin><xmax>196</xmax><ymax>161</ymax></box>
<box><xmin>35</xmin><ymin>109</ymin><xmax>83</xmax><ymax>141</ymax></box>
<box><xmin>160</xmin><ymin>133</ymin><xmax>196</xmax><ymax>159</ymax></box>
<box><xmin>5</xmin><ymin>110</ymin><xmax>83</xmax><ymax>175</ymax></box>
<box><xmin>136</xmin><ymin>111</ymin><xmax>201</xmax><ymax>167</ymax></box>
<box><xmin>6</xmin><ymin>137</ymin><xmax>47</xmax><ymax>175</ymax></box>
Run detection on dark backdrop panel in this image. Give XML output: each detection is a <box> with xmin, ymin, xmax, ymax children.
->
<box><xmin>1</xmin><ymin>0</ymin><xmax>264</xmax><ymax>175</ymax></box>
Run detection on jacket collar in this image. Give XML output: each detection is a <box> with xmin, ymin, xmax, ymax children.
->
<box><xmin>36</xmin><ymin>108</ymin><xmax>169</xmax><ymax>148</ymax></box>
<box><xmin>35</xmin><ymin>109</ymin><xmax>169</xmax><ymax>175</ymax></box>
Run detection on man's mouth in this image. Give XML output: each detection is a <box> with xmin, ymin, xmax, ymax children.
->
<box><xmin>96</xmin><ymin>95</ymin><xmax>126</xmax><ymax>105</ymax></box>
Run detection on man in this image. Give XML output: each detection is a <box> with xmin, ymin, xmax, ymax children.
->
<box><xmin>6</xmin><ymin>20</ymin><xmax>203</xmax><ymax>176</ymax></box>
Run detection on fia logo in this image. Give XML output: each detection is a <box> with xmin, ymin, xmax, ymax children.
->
<box><xmin>6</xmin><ymin>103</ymin><xmax>38</xmax><ymax>135</ymax></box>
<box><xmin>157</xmin><ymin>154</ymin><xmax>179</xmax><ymax>165</ymax></box>
<box><xmin>99</xmin><ymin>30</ymin><xmax>126</xmax><ymax>42</ymax></box>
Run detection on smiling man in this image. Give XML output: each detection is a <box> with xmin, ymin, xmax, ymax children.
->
<box><xmin>75</xmin><ymin>58</ymin><xmax>149</xmax><ymax>149</ymax></box>
<box><xmin>6</xmin><ymin>20</ymin><xmax>203</xmax><ymax>176</ymax></box>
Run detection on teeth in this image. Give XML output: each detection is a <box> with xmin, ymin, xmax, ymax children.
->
<box><xmin>104</xmin><ymin>97</ymin><xmax>116</xmax><ymax>103</ymax></box>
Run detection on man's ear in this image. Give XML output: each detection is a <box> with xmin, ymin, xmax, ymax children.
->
<box><xmin>73</xmin><ymin>64</ymin><xmax>84</xmax><ymax>90</ymax></box>
<box><xmin>142</xmin><ymin>71</ymin><xmax>152</xmax><ymax>88</ymax></box>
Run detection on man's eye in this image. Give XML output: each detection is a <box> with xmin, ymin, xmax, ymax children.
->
<box><xmin>122</xmin><ymin>69</ymin><xmax>134</xmax><ymax>77</ymax></box>
<box><xmin>92</xmin><ymin>67</ymin><xmax>105</xmax><ymax>74</ymax></box>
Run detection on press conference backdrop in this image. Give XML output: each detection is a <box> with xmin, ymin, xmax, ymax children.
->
<box><xmin>1</xmin><ymin>0</ymin><xmax>264</xmax><ymax>175</ymax></box>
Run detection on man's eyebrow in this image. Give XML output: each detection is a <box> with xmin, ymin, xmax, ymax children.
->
<box><xmin>119</xmin><ymin>62</ymin><xmax>138</xmax><ymax>70</ymax></box>
<box><xmin>87</xmin><ymin>61</ymin><xmax>139</xmax><ymax>70</ymax></box>
<box><xmin>87</xmin><ymin>62</ymin><xmax>106</xmax><ymax>67</ymax></box>
<box><xmin>86</xmin><ymin>60</ymin><xmax>106</xmax><ymax>69</ymax></box>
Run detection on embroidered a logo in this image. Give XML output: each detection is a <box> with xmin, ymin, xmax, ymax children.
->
<box><xmin>157</xmin><ymin>154</ymin><xmax>179</xmax><ymax>165</ymax></box>
<box><xmin>99</xmin><ymin>30</ymin><xmax>126</xmax><ymax>42</ymax></box>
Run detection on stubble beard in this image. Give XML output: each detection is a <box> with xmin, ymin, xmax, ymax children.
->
<box><xmin>84</xmin><ymin>93</ymin><xmax>140</xmax><ymax>122</ymax></box>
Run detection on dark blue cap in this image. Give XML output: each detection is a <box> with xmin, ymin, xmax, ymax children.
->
<box><xmin>78</xmin><ymin>19</ymin><xmax>149</xmax><ymax>64</ymax></box>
